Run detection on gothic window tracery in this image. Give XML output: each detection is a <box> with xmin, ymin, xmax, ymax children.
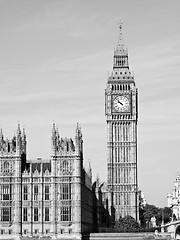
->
<box><xmin>1</xmin><ymin>161</ymin><xmax>13</xmax><ymax>174</ymax></box>
<box><xmin>4</xmin><ymin>161</ymin><xmax>9</xmax><ymax>173</ymax></box>
<box><xmin>45</xmin><ymin>169</ymin><xmax>49</xmax><ymax>175</ymax></box>
<box><xmin>34</xmin><ymin>169</ymin><xmax>39</xmax><ymax>176</ymax></box>
<box><xmin>62</xmin><ymin>160</ymin><xmax>68</xmax><ymax>172</ymax></box>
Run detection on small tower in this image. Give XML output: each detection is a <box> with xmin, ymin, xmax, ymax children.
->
<box><xmin>51</xmin><ymin>123</ymin><xmax>58</xmax><ymax>156</ymax></box>
<box><xmin>75</xmin><ymin>123</ymin><xmax>83</xmax><ymax>155</ymax></box>
<box><xmin>16</xmin><ymin>123</ymin><xmax>21</xmax><ymax>154</ymax></box>
<box><xmin>0</xmin><ymin>124</ymin><xmax>27</xmax><ymax>237</ymax></box>
<box><xmin>50</xmin><ymin>123</ymin><xmax>83</xmax><ymax>238</ymax></box>
<box><xmin>22</xmin><ymin>127</ymin><xmax>26</xmax><ymax>154</ymax></box>
<box><xmin>88</xmin><ymin>161</ymin><xmax>92</xmax><ymax>180</ymax></box>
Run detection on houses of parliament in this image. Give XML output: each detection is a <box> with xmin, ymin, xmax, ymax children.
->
<box><xmin>0</xmin><ymin>22</ymin><xmax>138</xmax><ymax>239</ymax></box>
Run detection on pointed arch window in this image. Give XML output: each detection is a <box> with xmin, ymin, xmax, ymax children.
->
<box><xmin>3</xmin><ymin>161</ymin><xmax>10</xmax><ymax>173</ymax></box>
<box><xmin>62</xmin><ymin>160</ymin><xmax>69</xmax><ymax>172</ymax></box>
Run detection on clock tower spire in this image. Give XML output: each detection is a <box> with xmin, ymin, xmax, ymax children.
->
<box><xmin>113</xmin><ymin>19</ymin><xmax>129</xmax><ymax>70</ymax></box>
<box><xmin>105</xmin><ymin>20</ymin><xmax>138</xmax><ymax>221</ymax></box>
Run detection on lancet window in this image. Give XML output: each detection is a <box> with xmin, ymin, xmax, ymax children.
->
<box><xmin>3</xmin><ymin>161</ymin><xmax>10</xmax><ymax>173</ymax></box>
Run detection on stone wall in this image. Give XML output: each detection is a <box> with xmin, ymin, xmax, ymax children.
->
<box><xmin>83</xmin><ymin>232</ymin><xmax>171</xmax><ymax>240</ymax></box>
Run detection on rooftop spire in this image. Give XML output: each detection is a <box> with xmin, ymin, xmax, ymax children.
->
<box><xmin>17</xmin><ymin>122</ymin><xmax>21</xmax><ymax>135</ymax></box>
<box><xmin>113</xmin><ymin>19</ymin><xmax>129</xmax><ymax>70</ymax></box>
<box><xmin>115</xmin><ymin>18</ymin><xmax>126</xmax><ymax>52</ymax></box>
<box><xmin>22</xmin><ymin>127</ymin><xmax>26</xmax><ymax>138</ymax></box>
<box><xmin>52</xmin><ymin>122</ymin><xmax>56</xmax><ymax>134</ymax></box>
<box><xmin>0</xmin><ymin>129</ymin><xmax>3</xmax><ymax>139</ymax></box>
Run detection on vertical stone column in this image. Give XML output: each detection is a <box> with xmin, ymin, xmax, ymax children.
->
<box><xmin>30</xmin><ymin>164</ymin><xmax>33</xmax><ymax>236</ymax></box>
<box><xmin>40</xmin><ymin>162</ymin><xmax>43</xmax><ymax>236</ymax></box>
<box><xmin>13</xmin><ymin>157</ymin><xmax>21</xmax><ymax>237</ymax></box>
<box><xmin>50</xmin><ymin>157</ymin><xmax>56</xmax><ymax>236</ymax></box>
<box><xmin>73</xmin><ymin>155</ymin><xmax>81</xmax><ymax>237</ymax></box>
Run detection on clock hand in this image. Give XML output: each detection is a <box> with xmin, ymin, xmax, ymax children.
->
<box><xmin>118</xmin><ymin>100</ymin><xmax>123</xmax><ymax>105</ymax></box>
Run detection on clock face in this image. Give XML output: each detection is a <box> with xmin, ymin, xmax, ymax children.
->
<box><xmin>113</xmin><ymin>96</ymin><xmax>130</xmax><ymax>112</ymax></box>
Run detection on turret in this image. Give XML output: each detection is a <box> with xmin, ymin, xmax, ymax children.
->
<box><xmin>88</xmin><ymin>161</ymin><xmax>92</xmax><ymax>180</ymax></box>
<box><xmin>0</xmin><ymin>124</ymin><xmax>25</xmax><ymax>156</ymax></box>
<box><xmin>22</xmin><ymin>128</ymin><xmax>26</xmax><ymax>154</ymax></box>
<box><xmin>51</xmin><ymin>123</ymin><xmax>75</xmax><ymax>156</ymax></box>
<box><xmin>16</xmin><ymin>123</ymin><xmax>22</xmax><ymax>154</ymax></box>
<box><xmin>0</xmin><ymin>129</ymin><xmax>4</xmax><ymax>153</ymax></box>
<box><xmin>75</xmin><ymin>123</ymin><xmax>83</xmax><ymax>154</ymax></box>
<box><xmin>51</xmin><ymin>123</ymin><xmax>58</xmax><ymax>155</ymax></box>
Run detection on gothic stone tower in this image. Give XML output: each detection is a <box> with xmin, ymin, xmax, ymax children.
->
<box><xmin>0</xmin><ymin>124</ymin><xmax>26</xmax><ymax>237</ymax></box>
<box><xmin>105</xmin><ymin>21</ymin><xmax>138</xmax><ymax>221</ymax></box>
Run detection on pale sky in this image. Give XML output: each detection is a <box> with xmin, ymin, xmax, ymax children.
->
<box><xmin>0</xmin><ymin>0</ymin><xmax>180</xmax><ymax>207</ymax></box>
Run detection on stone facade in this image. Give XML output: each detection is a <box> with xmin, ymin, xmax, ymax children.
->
<box><xmin>167</xmin><ymin>173</ymin><xmax>180</xmax><ymax>220</ymax></box>
<box><xmin>105</xmin><ymin>21</ymin><xmax>139</xmax><ymax>221</ymax></box>
<box><xmin>0</xmin><ymin>123</ymin><xmax>99</xmax><ymax>239</ymax></box>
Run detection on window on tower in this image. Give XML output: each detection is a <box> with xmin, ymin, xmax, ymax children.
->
<box><xmin>61</xmin><ymin>183</ymin><xmax>71</xmax><ymax>200</ymax></box>
<box><xmin>45</xmin><ymin>185</ymin><xmax>49</xmax><ymax>200</ymax></box>
<box><xmin>62</xmin><ymin>160</ymin><xmax>69</xmax><ymax>172</ymax></box>
<box><xmin>59</xmin><ymin>177</ymin><xmax>72</xmax><ymax>222</ymax></box>
<box><xmin>45</xmin><ymin>207</ymin><xmax>49</xmax><ymax>221</ymax></box>
<box><xmin>23</xmin><ymin>185</ymin><xmax>28</xmax><ymax>200</ymax></box>
<box><xmin>34</xmin><ymin>208</ymin><xmax>38</xmax><ymax>222</ymax></box>
<box><xmin>23</xmin><ymin>208</ymin><xmax>28</xmax><ymax>222</ymax></box>
<box><xmin>61</xmin><ymin>207</ymin><xmax>71</xmax><ymax>221</ymax></box>
<box><xmin>3</xmin><ymin>161</ymin><xmax>10</xmax><ymax>173</ymax></box>
<box><xmin>34</xmin><ymin>185</ymin><xmax>38</xmax><ymax>201</ymax></box>
<box><xmin>2</xmin><ymin>185</ymin><xmax>10</xmax><ymax>200</ymax></box>
<box><xmin>1</xmin><ymin>207</ymin><xmax>11</xmax><ymax>222</ymax></box>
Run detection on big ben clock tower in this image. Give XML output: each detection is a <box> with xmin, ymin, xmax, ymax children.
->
<box><xmin>105</xmin><ymin>21</ymin><xmax>138</xmax><ymax>221</ymax></box>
